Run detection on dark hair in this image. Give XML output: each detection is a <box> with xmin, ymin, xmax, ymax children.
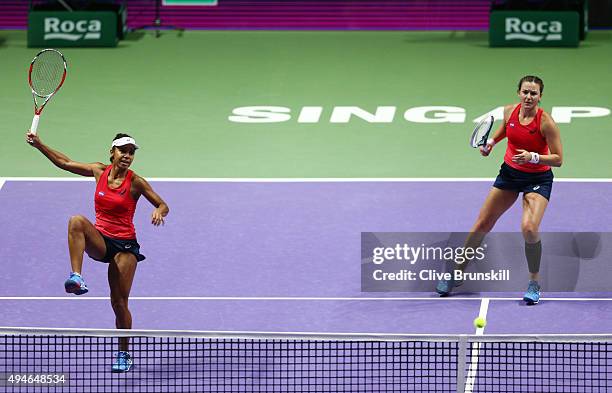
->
<box><xmin>517</xmin><ymin>75</ymin><xmax>544</xmax><ymax>94</ymax></box>
<box><xmin>110</xmin><ymin>133</ymin><xmax>134</xmax><ymax>163</ymax></box>
<box><xmin>113</xmin><ymin>133</ymin><xmax>132</xmax><ymax>141</ymax></box>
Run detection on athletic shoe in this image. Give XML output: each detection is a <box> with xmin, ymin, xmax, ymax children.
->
<box><xmin>523</xmin><ymin>280</ymin><xmax>541</xmax><ymax>305</ymax></box>
<box><xmin>111</xmin><ymin>351</ymin><xmax>133</xmax><ymax>373</ymax></box>
<box><xmin>64</xmin><ymin>272</ymin><xmax>88</xmax><ymax>295</ymax></box>
<box><xmin>435</xmin><ymin>278</ymin><xmax>463</xmax><ymax>297</ymax></box>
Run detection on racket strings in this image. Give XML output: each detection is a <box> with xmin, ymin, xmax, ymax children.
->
<box><xmin>31</xmin><ymin>51</ymin><xmax>65</xmax><ymax>97</ymax></box>
<box><xmin>474</xmin><ymin>123</ymin><xmax>490</xmax><ymax>139</ymax></box>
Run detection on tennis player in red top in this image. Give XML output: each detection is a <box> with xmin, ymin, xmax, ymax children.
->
<box><xmin>26</xmin><ymin>131</ymin><xmax>169</xmax><ymax>372</ymax></box>
<box><xmin>436</xmin><ymin>76</ymin><xmax>563</xmax><ymax>305</ymax></box>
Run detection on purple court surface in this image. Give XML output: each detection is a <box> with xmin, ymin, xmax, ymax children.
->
<box><xmin>1</xmin><ymin>179</ymin><xmax>612</xmax><ymax>335</ymax></box>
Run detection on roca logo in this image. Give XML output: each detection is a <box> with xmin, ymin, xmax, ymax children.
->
<box><xmin>505</xmin><ymin>17</ymin><xmax>562</xmax><ymax>42</ymax></box>
<box><xmin>44</xmin><ymin>17</ymin><xmax>102</xmax><ymax>41</ymax></box>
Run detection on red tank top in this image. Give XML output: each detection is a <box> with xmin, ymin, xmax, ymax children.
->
<box><xmin>94</xmin><ymin>165</ymin><xmax>137</xmax><ymax>239</ymax></box>
<box><xmin>503</xmin><ymin>104</ymin><xmax>550</xmax><ymax>173</ymax></box>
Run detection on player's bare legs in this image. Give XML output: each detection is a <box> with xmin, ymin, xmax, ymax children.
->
<box><xmin>64</xmin><ymin>215</ymin><xmax>106</xmax><ymax>295</ymax></box>
<box><xmin>521</xmin><ymin>192</ymin><xmax>549</xmax><ymax>304</ymax></box>
<box><xmin>436</xmin><ymin>188</ymin><xmax>518</xmax><ymax>296</ymax></box>
<box><xmin>109</xmin><ymin>252</ymin><xmax>137</xmax><ymax>372</ymax></box>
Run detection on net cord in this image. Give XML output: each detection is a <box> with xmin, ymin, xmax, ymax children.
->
<box><xmin>1</xmin><ymin>327</ymin><xmax>612</xmax><ymax>343</ymax></box>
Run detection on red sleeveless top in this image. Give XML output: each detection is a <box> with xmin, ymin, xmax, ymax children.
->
<box><xmin>503</xmin><ymin>104</ymin><xmax>550</xmax><ymax>173</ymax></box>
<box><xmin>94</xmin><ymin>165</ymin><xmax>137</xmax><ymax>239</ymax></box>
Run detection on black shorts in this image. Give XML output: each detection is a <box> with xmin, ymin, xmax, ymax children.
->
<box><xmin>91</xmin><ymin>232</ymin><xmax>146</xmax><ymax>263</ymax></box>
<box><xmin>493</xmin><ymin>162</ymin><xmax>554</xmax><ymax>200</ymax></box>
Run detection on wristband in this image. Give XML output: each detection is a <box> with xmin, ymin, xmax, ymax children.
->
<box><xmin>487</xmin><ymin>138</ymin><xmax>496</xmax><ymax>147</ymax></box>
<box><xmin>528</xmin><ymin>152</ymin><xmax>540</xmax><ymax>164</ymax></box>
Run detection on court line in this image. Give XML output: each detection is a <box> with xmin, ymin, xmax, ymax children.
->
<box><xmin>0</xmin><ymin>179</ymin><xmax>4</xmax><ymax>191</ymax></box>
<box><xmin>474</xmin><ymin>298</ymin><xmax>490</xmax><ymax>335</ymax></box>
<box><xmin>0</xmin><ymin>177</ymin><xmax>611</xmax><ymax>183</ymax></box>
<box><xmin>0</xmin><ymin>296</ymin><xmax>610</xmax><ymax>301</ymax></box>
<box><xmin>464</xmin><ymin>298</ymin><xmax>489</xmax><ymax>392</ymax></box>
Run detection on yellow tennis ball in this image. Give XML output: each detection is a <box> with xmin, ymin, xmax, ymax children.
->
<box><xmin>473</xmin><ymin>317</ymin><xmax>487</xmax><ymax>328</ymax></box>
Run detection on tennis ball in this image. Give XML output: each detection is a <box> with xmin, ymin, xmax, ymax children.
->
<box><xmin>473</xmin><ymin>317</ymin><xmax>487</xmax><ymax>328</ymax></box>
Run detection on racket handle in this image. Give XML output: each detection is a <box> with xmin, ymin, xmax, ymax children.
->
<box><xmin>30</xmin><ymin>115</ymin><xmax>40</xmax><ymax>135</ymax></box>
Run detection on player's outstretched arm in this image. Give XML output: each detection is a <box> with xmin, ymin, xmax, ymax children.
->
<box><xmin>26</xmin><ymin>131</ymin><xmax>105</xmax><ymax>177</ymax></box>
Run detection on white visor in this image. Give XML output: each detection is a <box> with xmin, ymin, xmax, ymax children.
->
<box><xmin>111</xmin><ymin>136</ymin><xmax>139</xmax><ymax>149</ymax></box>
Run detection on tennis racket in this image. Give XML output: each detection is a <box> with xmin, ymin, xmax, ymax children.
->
<box><xmin>469</xmin><ymin>115</ymin><xmax>494</xmax><ymax>151</ymax></box>
<box><xmin>28</xmin><ymin>49</ymin><xmax>67</xmax><ymax>135</ymax></box>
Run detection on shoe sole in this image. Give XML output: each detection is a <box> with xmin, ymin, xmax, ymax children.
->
<box><xmin>65</xmin><ymin>282</ymin><xmax>88</xmax><ymax>295</ymax></box>
<box><xmin>523</xmin><ymin>296</ymin><xmax>539</xmax><ymax>305</ymax></box>
<box><xmin>112</xmin><ymin>365</ymin><xmax>133</xmax><ymax>373</ymax></box>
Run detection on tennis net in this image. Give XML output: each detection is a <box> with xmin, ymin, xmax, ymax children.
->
<box><xmin>0</xmin><ymin>327</ymin><xmax>611</xmax><ymax>392</ymax></box>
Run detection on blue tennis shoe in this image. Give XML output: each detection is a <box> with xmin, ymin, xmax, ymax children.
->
<box><xmin>64</xmin><ymin>272</ymin><xmax>88</xmax><ymax>295</ymax></box>
<box><xmin>436</xmin><ymin>278</ymin><xmax>463</xmax><ymax>297</ymax></box>
<box><xmin>112</xmin><ymin>351</ymin><xmax>133</xmax><ymax>373</ymax></box>
<box><xmin>523</xmin><ymin>280</ymin><xmax>541</xmax><ymax>305</ymax></box>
